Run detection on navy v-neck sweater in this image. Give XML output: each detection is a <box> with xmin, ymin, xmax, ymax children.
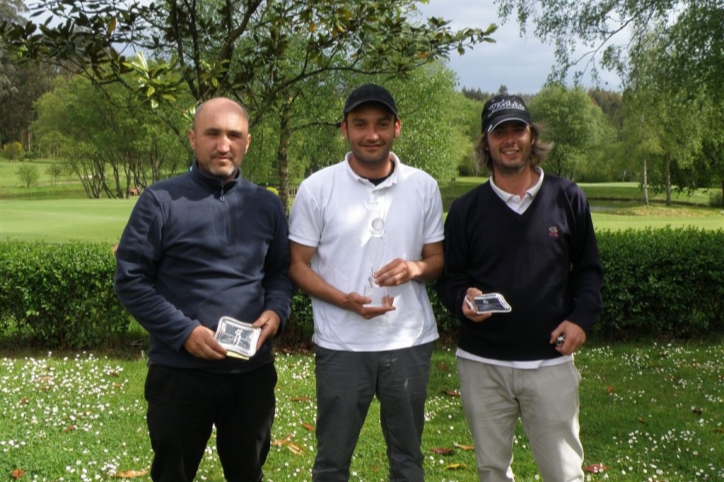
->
<box><xmin>436</xmin><ymin>174</ymin><xmax>603</xmax><ymax>361</ymax></box>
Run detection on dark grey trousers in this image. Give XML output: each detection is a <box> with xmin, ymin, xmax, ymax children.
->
<box><xmin>312</xmin><ymin>342</ymin><xmax>434</xmax><ymax>482</ymax></box>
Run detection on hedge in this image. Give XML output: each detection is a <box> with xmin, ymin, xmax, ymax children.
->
<box><xmin>1</xmin><ymin>227</ymin><xmax>722</xmax><ymax>348</ymax></box>
<box><xmin>595</xmin><ymin>227</ymin><xmax>724</xmax><ymax>338</ymax></box>
<box><xmin>0</xmin><ymin>241</ymin><xmax>128</xmax><ymax>349</ymax></box>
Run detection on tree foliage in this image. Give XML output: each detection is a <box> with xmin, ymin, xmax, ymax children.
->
<box><xmin>32</xmin><ymin>76</ymin><xmax>189</xmax><ymax>199</ymax></box>
<box><xmin>496</xmin><ymin>0</ymin><xmax>724</xmax><ymax>96</ymax></box>
<box><xmin>249</xmin><ymin>63</ymin><xmax>470</xmax><ymax>185</ymax></box>
<box><xmin>0</xmin><ymin>0</ymin><xmax>57</xmax><ymax>148</ymax></box>
<box><xmin>15</xmin><ymin>162</ymin><xmax>39</xmax><ymax>187</ymax></box>
<box><xmin>1</xmin><ymin>0</ymin><xmax>497</xmax><ymax>201</ymax></box>
<box><xmin>0</xmin><ymin>0</ymin><xmax>23</xmax><ymax>24</ymax></box>
<box><xmin>528</xmin><ymin>84</ymin><xmax>605</xmax><ymax>179</ymax></box>
<box><xmin>1</xmin><ymin>1</ymin><xmax>496</xmax><ymax>115</ymax></box>
<box><xmin>45</xmin><ymin>162</ymin><xmax>65</xmax><ymax>186</ymax></box>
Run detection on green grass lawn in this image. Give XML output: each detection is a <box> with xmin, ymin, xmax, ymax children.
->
<box><xmin>0</xmin><ymin>159</ymin><xmax>87</xmax><ymax>199</ymax></box>
<box><xmin>1</xmin><ymin>341</ymin><xmax>722</xmax><ymax>481</ymax></box>
<box><xmin>0</xmin><ymin>178</ymin><xmax>721</xmax><ymax>243</ymax></box>
<box><xmin>440</xmin><ymin>178</ymin><xmax>723</xmax><ymax>232</ymax></box>
<box><xmin>591</xmin><ymin>205</ymin><xmax>724</xmax><ymax>231</ymax></box>
<box><xmin>441</xmin><ymin>178</ymin><xmax>717</xmax><ymax>207</ymax></box>
<box><xmin>0</xmin><ymin>199</ymin><xmax>137</xmax><ymax>243</ymax></box>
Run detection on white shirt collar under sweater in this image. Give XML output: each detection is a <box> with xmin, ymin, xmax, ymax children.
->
<box><xmin>490</xmin><ymin>167</ymin><xmax>544</xmax><ymax>214</ymax></box>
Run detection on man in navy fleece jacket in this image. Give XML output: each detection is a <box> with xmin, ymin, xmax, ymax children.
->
<box><xmin>436</xmin><ymin>95</ymin><xmax>603</xmax><ymax>482</ymax></box>
<box><xmin>115</xmin><ymin>97</ymin><xmax>293</xmax><ymax>482</ymax></box>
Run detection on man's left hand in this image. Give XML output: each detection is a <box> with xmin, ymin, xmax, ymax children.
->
<box><xmin>374</xmin><ymin>258</ymin><xmax>413</xmax><ymax>287</ymax></box>
<box><xmin>253</xmin><ymin>310</ymin><xmax>281</xmax><ymax>351</ymax></box>
<box><xmin>551</xmin><ymin>321</ymin><xmax>586</xmax><ymax>356</ymax></box>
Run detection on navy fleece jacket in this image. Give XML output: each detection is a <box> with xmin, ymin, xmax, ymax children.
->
<box><xmin>115</xmin><ymin>164</ymin><xmax>293</xmax><ymax>371</ymax></box>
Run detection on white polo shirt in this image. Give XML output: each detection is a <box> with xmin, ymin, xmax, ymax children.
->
<box><xmin>289</xmin><ymin>153</ymin><xmax>444</xmax><ymax>352</ymax></box>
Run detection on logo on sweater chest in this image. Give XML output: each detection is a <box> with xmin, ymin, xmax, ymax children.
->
<box><xmin>548</xmin><ymin>226</ymin><xmax>560</xmax><ymax>238</ymax></box>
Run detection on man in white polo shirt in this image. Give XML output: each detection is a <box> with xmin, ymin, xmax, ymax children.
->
<box><xmin>288</xmin><ymin>84</ymin><xmax>444</xmax><ymax>482</ymax></box>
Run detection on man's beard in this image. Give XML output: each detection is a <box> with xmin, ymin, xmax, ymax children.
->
<box><xmin>492</xmin><ymin>157</ymin><xmax>527</xmax><ymax>175</ymax></box>
<box><xmin>353</xmin><ymin>147</ymin><xmax>391</xmax><ymax>167</ymax></box>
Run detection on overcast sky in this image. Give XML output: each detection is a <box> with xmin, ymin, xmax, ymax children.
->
<box><xmin>416</xmin><ymin>0</ymin><xmax>624</xmax><ymax>95</ymax></box>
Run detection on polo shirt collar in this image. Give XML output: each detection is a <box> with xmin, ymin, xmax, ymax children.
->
<box><xmin>344</xmin><ymin>152</ymin><xmax>400</xmax><ymax>189</ymax></box>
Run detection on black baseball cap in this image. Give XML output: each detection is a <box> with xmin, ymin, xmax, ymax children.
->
<box><xmin>343</xmin><ymin>84</ymin><xmax>398</xmax><ymax>117</ymax></box>
<box><xmin>481</xmin><ymin>94</ymin><xmax>532</xmax><ymax>133</ymax></box>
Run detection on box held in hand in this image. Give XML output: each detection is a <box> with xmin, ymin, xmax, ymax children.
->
<box><xmin>215</xmin><ymin>316</ymin><xmax>261</xmax><ymax>360</ymax></box>
<box><xmin>472</xmin><ymin>293</ymin><xmax>512</xmax><ymax>314</ymax></box>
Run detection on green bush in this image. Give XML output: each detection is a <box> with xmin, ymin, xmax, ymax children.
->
<box><xmin>596</xmin><ymin>227</ymin><xmax>724</xmax><ymax>338</ymax></box>
<box><xmin>2</xmin><ymin>228</ymin><xmax>722</xmax><ymax>349</ymax></box>
<box><xmin>709</xmin><ymin>190</ymin><xmax>723</xmax><ymax>208</ymax></box>
<box><xmin>15</xmin><ymin>163</ymin><xmax>40</xmax><ymax>187</ymax></box>
<box><xmin>428</xmin><ymin>228</ymin><xmax>724</xmax><ymax>341</ymax></box>
<box><xmin>0</xmin><ymin>241</ymin><xmax>129</xmax><ymax>348</ymax></box>
<box><xmin>1</xmin><ymin>141</ymin><xmax>25</xmax><ymax>161</ymax></box>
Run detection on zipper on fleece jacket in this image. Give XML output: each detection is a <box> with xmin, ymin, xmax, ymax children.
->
<box><xmin>218</xmin><ymin>181</ymin><xmax>232</xmax><ymax>242</ymax></box>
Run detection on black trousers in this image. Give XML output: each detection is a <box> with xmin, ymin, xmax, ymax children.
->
<box><xmin>144</xmin><ymin>363</ymin><xmax>277</xmax><ymax>482</ymax></box>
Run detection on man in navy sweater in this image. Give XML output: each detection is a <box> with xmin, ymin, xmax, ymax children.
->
<box><xmin>115</xmin><ymin>97</ymin><xmax>293</xmax><ymax>482</ymax></box>
<box><xmin>436</xmin><ymin>95</ymin><xmax>603</xmax><ymax>482</ymax></box>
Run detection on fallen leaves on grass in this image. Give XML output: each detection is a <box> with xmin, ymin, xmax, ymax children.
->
<box><xmin>286</xmin><ymin>442</ymin><xmax>305</xmax><ymax>455</ymax></box>
<box><xmin>444</xmin><ymin>463</ymin><xmax>467</xmax><ymax>470</ymax></box>
<box><xmin>10</xmin><ymin>469</ymin><xmax>26</xmax><ymax>479</ymax></box>
<box><xmin>442</xmin><ymin>389</ymin><xmax>460</xmax><ymax>397</ymax></box>
<box><xmin>430</xmin><ymin>447</ymin><xmax>453</xmax><ymax>455</ymax></box>
<box><xmin>453</xmin><ymin>442</ymin><xmax>475</xmax><ymax>451</ymax></box>
<box><xmin>290</xmin><ymin>396</ymin><xmax>311</xmax><ymax>402</ymax></box>
<box><xmin>606</xmin><ymin>386</ymin><xmax>615</xmax><ymax>394</ymax></box>
<box><xmin>437</xmin><ymin>362</ymin><xmax>449</xmax><ymax>371</ymax></box>
<box><xmin>272</xmin><ymin>433</ymin><xmax>306</xmax><ymax>455</ymax></box>
<box><xmin>583</xmin><ymin>463</ymin><xmax>609</xmax><ymax>473</ymax></box>
<box><xmin>272</xmin><ymin>434</ymin><xmax>293</xmax><ymax>447</ymax></box>
<box><xmin>113</xmin><ymin>469</ymin><xmax>149</xmax><ymax>478</ymax></box>
<box><xmin>302</xmin><ymin>422</ymin><xmax>316</xmax><ymax>431</ymax></box>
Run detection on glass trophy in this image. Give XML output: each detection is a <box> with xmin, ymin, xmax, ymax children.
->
<box><xmin>363</xmin><ymin>217</ymin><xmax>391</xmax><ymax>307</ymax></box>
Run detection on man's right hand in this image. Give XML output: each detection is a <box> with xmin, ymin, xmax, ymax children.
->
<box><xmin>344</xmin><ymin>292</ymin><xmax>396</xmax><ymax>320</ymax></box>
<box><xmin>462</xmin><ymin>288</ymin><xmax>493</xmax><ymax>323</ymax></box>
<box><xmin>183</xmin><ymin>325</ymin><xmax>227</xmax><ymax>360</ymax></box>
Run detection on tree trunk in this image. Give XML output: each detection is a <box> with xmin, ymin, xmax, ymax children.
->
<box><xmin>642</xmin><ymin>157</ymin><xmax>649</xmax><ymax>206</ymax></box>
<box><xmin>276</xmin><ymin>101</ymin><xmax>292</xmax><ymax>216</ymax></box>
<box><xmin>111</xmin><ymin>164</ymin><xmax>123</xmax><ymax>199</ymax></box>
<box><xmin>664</xmin><ymin>155</ymin><xmax>672</xmax><ymax>206</ymax></box>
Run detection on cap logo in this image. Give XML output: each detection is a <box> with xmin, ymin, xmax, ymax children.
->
<box><xmin>487</xmin><ymin>99</ymin><xmax>527</xmax><ymax>115</ymax></box>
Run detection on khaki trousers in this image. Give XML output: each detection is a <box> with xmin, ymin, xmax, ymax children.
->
<box><xmin>457</xmin><ymin>357</ymin><xmax>584</xmax><ymax>482</ymax></box>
